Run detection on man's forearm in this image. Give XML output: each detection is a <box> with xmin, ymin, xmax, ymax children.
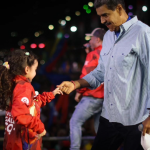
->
<box><xmin>74</xmin><ymin>79</ymin><xmax>90</xmax><ymax>89</ymax></box>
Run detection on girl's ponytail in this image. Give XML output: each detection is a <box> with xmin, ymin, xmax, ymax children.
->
<box><xmin>0</xmin><ymin>64</ymin><xmax>14</xmax><ymax>110</ymax></box>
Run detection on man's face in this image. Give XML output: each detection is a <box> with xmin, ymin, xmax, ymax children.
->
<box><xmin>96</xmin><ymin>4</ymin><xmax>122</xmax><ymax>32</ymax></box>
<box><xmin>89</xmin><ymin>36</ymin><xmax>98</xmax><ymax>49</ymax></box>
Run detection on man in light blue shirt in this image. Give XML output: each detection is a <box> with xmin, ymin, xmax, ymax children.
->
<box><xmin>58</xmin><ymin>0</ymin><xmax>150</xmax><ymax>149</ymax></box>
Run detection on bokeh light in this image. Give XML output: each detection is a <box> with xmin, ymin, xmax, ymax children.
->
<box><xmin>40</xmin><ymin>60</ymin><xmax>45</xmax><ymax>65</ymax></box>
<box><xmin>70</xmin><ymin>26</ymin><xmax>77</xmax><ymax>32</ymax></box>
<box><xmin>88</xmin><ymin>2</ymin><xmax>94</xmax><ymax>7</ymax></box>
<box><xmin>61</xmin><ymin>20</ymin><xmax>66</xmax><ymax>26</ymax></box>
<box><xmin>30</xmin><ymin>43</ymin><xmax>37</xmax><ymax>49</ymax></box>
<box><xmin>128</xmin><ymin>5</ymin><xmax>133</xmax><ymax>10</ymax></box>
<box><xmin>38</xmin><ymin>43</ymin><xmax>45</xmax><ymax>48</ymax></box>
<box><xmin>57</xmin><ymin>33</ymin><xmax>63</xmax><ymax>38</ymax></box>
<box><xmin>128</xmin><ymin>12</ymin><xmax>133</xmax><ymax>16</ymax></box>
<box><xmin>86</xmin><ymin>9</ymin><xmax>91</xmax><ymax>14</ymax></box>
<box><xmin>23</xmin><ymin>38</ymin><xmax>28</xmax><ymax>43</ymax></box>
<box><xmin>85</xmin><ymin>36</ymin><xmax>91</xmax><ymax>41</ymax></box>
<box><xmin>11</xmin><ymin>32</ymin><xmax>17</xmax><ymax>37</ymax></box>
<box><xmin>64</xmin><ymin>34</ymin><xmax>69</xmax><ymax>38</ymax></box>
<box><xmin>83</xmin><ymin>5</ymin><xmax>88</xmax><ymax>10</ymax></box>
<box><xmin>34</xmin><ymin>32</ymin><xmax>40</xmax><ymax>37</ymax></box>
<box><xmin>48</xmin><ymin>25</ymin><xmax>54</xmax><ymax>30</ymax></box>
<box><xmin>65</xmin><ymin>16</ymin><xmax>71</xmax><ymax>21</ymax></box>
<box><xmin>75</xmin><ymin>11</ymin><xmax>81</xmax><ymax>16</ymax></box>
<box><xmin>142</xmin><ymin>6</ymin><xmax>148</xmax><ymax>12</ymax></box>
<box><xmin>20</xmin><ymin>45</ymin><xmax>25</xmax><ymax>49</ymax></box>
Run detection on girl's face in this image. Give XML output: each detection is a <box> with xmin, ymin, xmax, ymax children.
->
<box><xmin>25</xmin><ymin>59</ymin><xmax>38</xmax><ymax>82</ymax></box>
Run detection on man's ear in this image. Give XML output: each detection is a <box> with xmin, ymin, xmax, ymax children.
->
<box><xmin>25</xmin><ymin>66</ymin><xmax>29</xmax><ymax>74</ymax></box>
<box><xmin>97</xmin><ymin>37</ymin><xmax>100</xmax><ymax>42</ymax></box>
<box><xmin>97</xmin><ymin>37</ymin><xmax>102</xmax><ymax>43</ymax></box>
<box><xmin>116</xmin><ymin>4</ymin><xmax>123</xmax><ymax>16</ymax></box>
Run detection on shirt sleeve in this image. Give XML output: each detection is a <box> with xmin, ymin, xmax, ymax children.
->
<box><xmin>11</xmin><ymin>83</ymin><xmax>45</xmax><ymax>134</ymax></box>
<box><xmin>139</xmin><ymin>29</ymin><xmax>150</xmax><ymax>109</ymax></box>
<box><xmin>35</xmin><ymin>92</ymin><xmax>55</xmax><ymax>107</ymax></box>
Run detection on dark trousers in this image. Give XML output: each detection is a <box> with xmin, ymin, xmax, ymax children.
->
<box><xmin>91</xmin><ymin>116</ymin><xmax>143</xmax><ymax>150</ymax></box>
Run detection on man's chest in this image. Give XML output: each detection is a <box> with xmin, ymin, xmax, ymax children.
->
<box><xmin>101</xmin><ymin>35</ymin><xmax>139</xmax><ymax>77</ymax></box>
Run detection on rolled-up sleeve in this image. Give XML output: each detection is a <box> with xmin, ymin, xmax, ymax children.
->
<box><xmin>83</xmin><ymin>55</ymin><xmax>105</xmax><ymax>89</ymax></box>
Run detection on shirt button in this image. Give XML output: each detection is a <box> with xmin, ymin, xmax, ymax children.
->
<box><xmin>112</xmin><ymin>56</ymin><xmax>113</xmax><ymax>58</ymax></box>
<box><xmin>109</xmin><ymin>92</ymin><xmax>111</xmax><ymax>94</ymax></box>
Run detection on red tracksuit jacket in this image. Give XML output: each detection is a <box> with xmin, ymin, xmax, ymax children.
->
<box><xmin>3</xmin><ymin>75</ymin><xmax>55</xmax><ymax>150</ymax></box>
<box><xmin>77</xmin><ymin>45</ymin><xmax>104</xmax><ymax>98</ymax></box>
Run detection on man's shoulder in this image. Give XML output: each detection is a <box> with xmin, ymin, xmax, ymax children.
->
<box><xmin>135</xmin><ymin>21</ymin><xmax>150</xmax><ymax>33</ymax></box>
<box><xmin>102</xmin><ymin>30</ymin><xmax>115</xmax><ymax>47</ymax></box>
<box><xmin>105</xmin><ymin>30</ymin><xmax>113</xmax><ymax>36</ymax></box>
<box><xmin>103</xmin><ymin>30</ymin><xmax>114</xmax><ymax>41</ymax></box>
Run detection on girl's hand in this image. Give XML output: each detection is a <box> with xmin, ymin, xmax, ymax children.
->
<box><xmin>52</xmin><ymin>88</ymin><xmax>63</xmax><ymax>96</ymax></box>
<box><xmin>36</xmin><ymin>129</ymin><xmax>46</xmax><ymax>140</ymax></box>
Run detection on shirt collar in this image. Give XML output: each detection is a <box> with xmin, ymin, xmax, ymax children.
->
<box><xmin>121</xmin><ymin>16</ymin><xmax>138</xmax><ymax>32</ymax></box>
<box><xmin>13</xmin><ymin>75</ymin><xmax>30</xmax><ymax>83</ymax></box>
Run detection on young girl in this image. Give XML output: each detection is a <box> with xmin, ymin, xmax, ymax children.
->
<box><xmin>0</xmin><ymin>50</ymin><xmax>63</xmax><ymax>150</ymax></box>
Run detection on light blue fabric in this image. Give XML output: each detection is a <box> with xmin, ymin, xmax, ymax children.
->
<box><xmin>70</xmin><ymin>96</ymin><xmax>103</xmax><ymax>150</ymax></box>
<box><xmin>83</xmin><ymin>16</ymin><xmax>150</xmax><ymax>125</ymax></box>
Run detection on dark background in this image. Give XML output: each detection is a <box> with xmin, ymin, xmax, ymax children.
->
<box><xmin>0</xmin><ymin>0</ymin><xmax>149</xmax><ymax>50</ymax></box>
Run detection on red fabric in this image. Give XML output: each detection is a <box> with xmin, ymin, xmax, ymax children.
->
<box><xmin>55</xmin><ymin>94</ymin><xmax>69</xmax><ymax>124</ymax></box>
<box><xmin>77</xmin><ymin>45</ymin><xmax>104</xmax><ymax>98</ymax></box>
<box><xmin>3</xmin><ymin>75</ymin><xmax>55</xmax><ymax>150</ymax></box>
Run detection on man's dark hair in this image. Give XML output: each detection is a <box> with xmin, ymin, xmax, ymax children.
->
<box><xmin>94</xmin><ymin>29</ymin><xmax>106</xmax><ymax>41</ymax></box>
<box><xmin>94</xmin><ymin>0</ymin><xmax>126</xmax><ymax>11</ymax></box>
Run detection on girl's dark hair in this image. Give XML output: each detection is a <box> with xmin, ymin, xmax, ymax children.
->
<box><xmin>94</xmin><ymin>0</ymin><xmax>126</xmax><ymax>11</ymax></box>
<box><xmin>0</xmin><ymin>49</ymin><xmax>38</xmax><ymax>110</ymax></box>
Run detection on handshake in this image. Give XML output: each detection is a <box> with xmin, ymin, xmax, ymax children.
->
<box><xmin>55</xmin><ymin>79</ymin><xmax>89</xmax><ymax>95</ymax></box>
<box><xmin>54</xmin><ymin>81</ymin><xmax>77</xmax><ymax>95</ymax></box>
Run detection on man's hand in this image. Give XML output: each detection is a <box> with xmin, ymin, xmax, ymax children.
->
<box><xmin>74</xmin><ymin>92</ymin><xmax>82</xmax><ymax>102</ymax></box>
<box><xmin>142</xmin><ymin>117</ymin><xmax>150</xmax><ymax>136</ymax></box>
<box><xmin>57</xmin><ymin>79</ymin><xmax>88</xmax><ymax>94</ymax></box>
<box><xmin>57</xmin><ymin>81</ymin><xmax>75</xmax><ymax>94</ymax></box>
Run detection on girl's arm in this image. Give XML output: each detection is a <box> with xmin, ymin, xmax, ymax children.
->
<box><xmin>35</xmin><ymin>92</ymin><xmax>55</xmax><ymax>107</ymax></box>
<box><xmin>35</xmin><ymin>87</ymin><xmax>63</xmax><ymax>107</ymax></box>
